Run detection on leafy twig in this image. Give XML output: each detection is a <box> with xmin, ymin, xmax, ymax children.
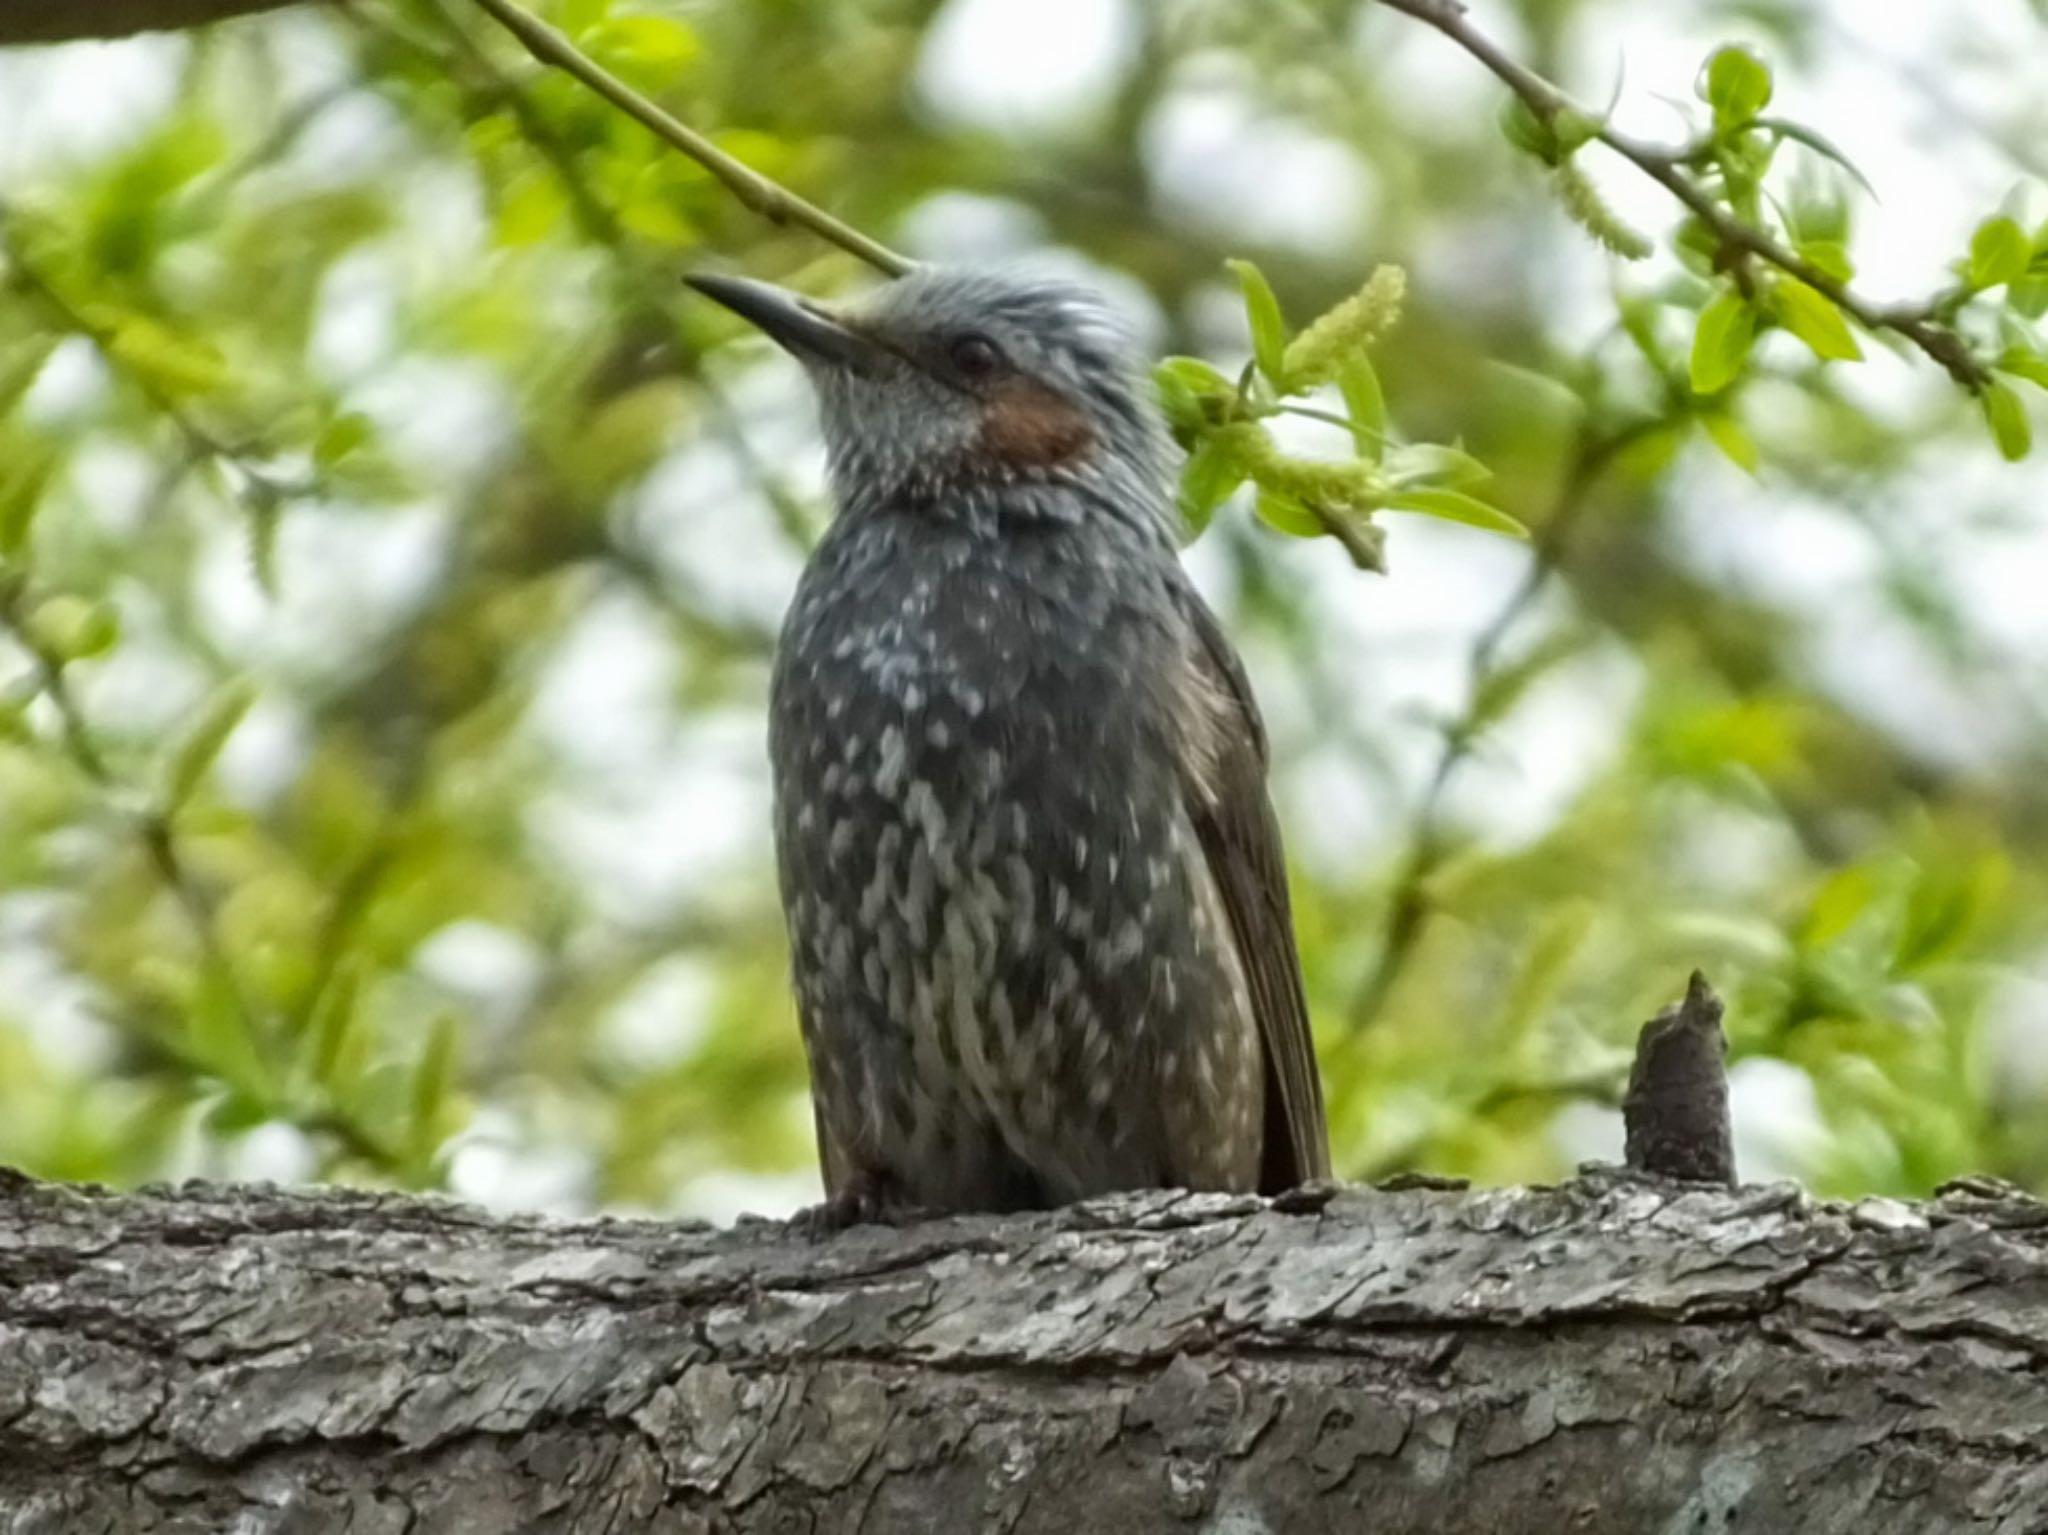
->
<box><xmin>0</xmin><ymin>583</ymin><xmax>264</xmax><ymax>1053</ymax></box>
<box><xmin>0</xmin><ymin>216</ymin><xmax>312</xmax><ymax>554</ymax></box>
<box><xmin>353</xmin><ymin>0</ymin><xmax>822</xmax><ymax>560</ymax></box>
<box><xmin>1348</xmin><ymin>415</ymin><xmax>1655</xmax><ymax>1031</ymax></box>
<box><xmin>463</xmin><ymin>0</ymin><xmax>913</xmax><ymax>277</ymax></box>
<box><xmin>1370</xmin><ymin>0</ymin><xmax>1990</xmax><ymax>390</ymax></box>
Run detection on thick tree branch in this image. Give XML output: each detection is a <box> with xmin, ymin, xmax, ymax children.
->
<box><xmin>0</xmin><ymin>0</ymin><xmax>315</xmax><ymax>44</ymax></box>
<box><xmin>1371</xmin><ymin>0</ymin><xmax>1990</xmax><ymax>390</ymax></box>
<box><xmin>4</xmin><ymin>1169</ymin><xmax>2048</xmax><ymax>1530</ymax></box>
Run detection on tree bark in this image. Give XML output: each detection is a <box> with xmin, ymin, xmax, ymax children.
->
<box><xmin>3</xmin><ymin>1169</ymin><xmax>2047</xmax><ymax>1532</ymax></box>
<box><xmin>0</xmin><ymin>0</ymin><xmax>313</xmax><ymax>46</ymax></box>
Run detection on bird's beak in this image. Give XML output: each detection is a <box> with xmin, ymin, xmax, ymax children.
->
<box><xmin>685</xmin><ymin>273</ymin><xmax>883</xmax><ymax>374</ymax></box>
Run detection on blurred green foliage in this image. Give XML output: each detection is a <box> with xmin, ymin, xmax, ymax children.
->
<box><xmin>0</xmin><ymin>0</ymin><xmax>2044</xmax><ymax>1211</ymax></box>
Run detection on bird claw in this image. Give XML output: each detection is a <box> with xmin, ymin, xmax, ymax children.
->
<box><xmin>790</xmin><ymin>1180</ymin><xmax>933</xmax><ymax>1238</ymax></box>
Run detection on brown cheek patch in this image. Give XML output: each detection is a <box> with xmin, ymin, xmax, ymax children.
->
<box><xmin>975</xmin><ymin>378</ymin><xmax>1097</xmax><ymax>470</ymax></box>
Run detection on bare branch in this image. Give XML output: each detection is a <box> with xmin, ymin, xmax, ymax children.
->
<box><xmin>0</xmin><ymin>0</ymin><xmax>315</xmax><ymax>45</ymax></box>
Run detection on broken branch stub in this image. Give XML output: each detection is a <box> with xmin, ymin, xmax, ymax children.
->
<box><xmin>1623</xmin><ymin>969</ymin><xmax>1737</xmax><ymax>1185</ymax></box>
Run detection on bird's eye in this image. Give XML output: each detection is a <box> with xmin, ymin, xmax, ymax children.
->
<box><xmin>949</xmin><ymin>332</ymin><xmax>1003</xmax><ymax>378</ymax></box>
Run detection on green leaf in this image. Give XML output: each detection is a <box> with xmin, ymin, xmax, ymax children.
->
<box><xmin>1614</xmin><ymin>424</ymin><xmax>1689</xmax><ymax>480</ymax></box>
<box><xmin>1337</xmin><ymin>357</ymin><xmax>1386</xmax><ymax>460</ymax></box>
<box><xmin>1153</xmin><ymin>356</ymin><xmax>1232</xmax><ymax>437</ymax></box>
<box><xmin>589</xmin><ymin>14</ymin><xmax>699</xmax><ymax>70</ymax></box>
<box><xmin>206</xmin><ymin>1092</ymin><xmax>271</xmax><ymax>1134</ymax></box>
<box><xmin>1715</xmin><ymin>130</ymin><xmax>1776</xmax><ymax>191</ymax></box>
<box><xmin>1619</xmin><ymin>291</ymin><xmax>1676</xmax><ymax>372</ymax></box>
<box><xmin>1894</xmin><ymin>854</ymin><xmax>2006</xmax><ymax>973</ymax></box>
<box><xmin>27</xmin><ymin>594</ymin><xmax>119</xmax><ymax>661</ymax></box>
<box><xmin>1254</xmin><ymin>487</ymin><xmax>1323</xmax><ymax>538</ymax></box>
<box><xmin>1969</xmin><ymin>216</ymin><xmax>2031</xmax><ymax>289</ymax></box>
<box><xmin>1759</xmin><ymin>117</ymin><xmax>1877</xmax><ymax>198</ymax></box>
<box><xmin>247</xmin><ymin>486</ymin><xmax>282</xmax><ymax>598</ymax></box>
<box><xmin>1796</xmin><ymin>239</ymin><xmax>1855</xmax><ymax>285</ymax></box>
<box><xmin>1771</xmin><ymin>279</ymin><xmax>1862</xmax><ymax>362</ymax></box>
<box><xmin>1799</xmin><ymin>862</ymin><xmax>1885</xmax><ymax>949</ymax></box>
<box><xmin>1701</xmin><ymin>412</ymin><xmax>1759</xmax><ymax>474</ymax></box>
<box><xmin>1551</xmin><ymin>108</ymin><xmax>1603</xmax><ymax>157</ymax></box>
<box><xmin>1384</xmin><ymin>487</ymin><xmax>1529</xmax><ymax>539</ymax></box>
<box><xmin>1996</xmin><ymin>347</ymin><xmax>2048</xmax><ymax>389</ymax></box>
<box><xmin>1154</xmin><ymin>369</ymin><xmax>1202</xmax><ymax>436</ymax></box>
<box><xmin>0</xmin><ymin>336</ymin><xmax>57</xmax><ymax>419</ymax></box>
<box><xmin>1178</xmin><ymin>436</ymin><xmax>1245</xmax><ymax>537</ymax></box>
<box><xmin>1498</xmin><ymin>97</ymin><xmax>1557</xmax><ymax>162</ymax></box>
<box><xmin>493</xmin><ymin>171</ymin><xmax>569</xmax><ymax>247</ymax></box>
<box><xmin>1700</xmin><ymin>46</ymin><xmax>1773</xmax><ymax>128</ymax></box>
<box><xmin>0</xmin><ymin>436</ymin><xmax>59</xmax><ymax>557</ymax></box>
<box><xmin>1225</xmin><ymin>259</ymin><xmax>1290</xmax><ymax>387</ymax></box>
<box><xmin>0</xmin><ymin>686</ymin><xmax>32</xmax><ymax>743</ymax></box>
<box><xmin>1674</xmin><ymin>218</ymin><xmax>1720</xmax><ymax>274</ymax></box>
<box><xmin>1157</xmin><ymin>356</ymin><xmax>1235</xmax><ymax>399</ymax></box>
<box><xmin>164</xmin><ymin>679</ymin><xmax>256</xmax><ymax>811</ymax></box>
<box><xmin>187</xmin><ymin>968</ymin><xmax>267</xmax><ymax>1097</ymax></box>
<box><xmin>2010</xmin><ymin>275</ymin><xmax>2048</xmax><ymax>320</ymax></box>
<box><xmin>1384</xmin><ymin>442</ymin><xmax>1492</xmax><ymax>490</ymax></box>
<box><xmin>104</xmin><ymin>314</ymin><xmax>228</xmax><ymax>398</ymax></box>
<box><xmin>1689</xmin><ymin>291</ymin><xmax>1758</xmax><ymax>394</ymax></box>
<box><xmin>305</xmin><ymin>964</ymin><xmax>364</xmax><ymax>1088</ymax></box>
<box><xmin>407</xmin><ymin>1012</ymin><xmax>463</xmax><ymax>1174</ymax></box>
<box><xmin>313</xmin><ymin>412</ymin><xmax>372</xmax><ymax>469</ymax></box>
<box><xmin>1787</xmin><ymin>180</ymin><xmax>1852</xmax><ymax>246</ymax></box>
<box><xmin>1982</xmin><ymin>380</ymin><xmax>2032</xmax><ymax>460</ymax></box>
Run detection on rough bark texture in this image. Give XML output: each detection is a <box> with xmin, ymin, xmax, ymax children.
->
<box><xmin>0</xmin><ymin>0</ymin><xmax>313</xmax><ymax>46</ymax></box>
<box><xmin>4</xmin><ymin>1169</ymin><xmax>2048</xmax><ymax>1532</ymax></box>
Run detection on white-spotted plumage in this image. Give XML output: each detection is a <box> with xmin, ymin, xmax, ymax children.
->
<box><xmin>719</xmin><ymin>263</ymin><xmax>1328</xmax><ymax>1217</ymax></box>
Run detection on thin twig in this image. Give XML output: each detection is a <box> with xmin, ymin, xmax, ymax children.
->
<box><xmin>373</xmin><ymin>0</ymin><xmax>821</xmax><ymax>553</ymax></box>
<box><xmin>1370</xmin><ymin>0</ymin><xmax>1989</xmax><ymax>390</ymax></box>
<box><xmin>463</xmin><ymin>0</ymin><xmax>912</xmax><ymax>277</ymax></box>
<box><xmin>0</xmin><ymin>217</ymin><xmax>315</xmax><ymax>522</ymax></box>
<box><xmin>0</xmin><ymin>586</ymin><xmax>264</xmax><ymax>1054</ymax></box>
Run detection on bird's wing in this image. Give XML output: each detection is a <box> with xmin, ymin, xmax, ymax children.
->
<box><xmin>1175</xmin><ymin>589</ymin><xmax>1331</xmax><ymax>1189</ymax></box>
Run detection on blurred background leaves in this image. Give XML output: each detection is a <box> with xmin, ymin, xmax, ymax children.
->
<box><xmin>0</xmin><ymin>0</ymin><xmax>2043</xmax><ymax>1215</ymax></box>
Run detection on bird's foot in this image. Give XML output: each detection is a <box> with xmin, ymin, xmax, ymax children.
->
<box><xmin>790</xmin><ymin>1175</ymin><xmax>933</xmax><ymax>1238</ymax></box>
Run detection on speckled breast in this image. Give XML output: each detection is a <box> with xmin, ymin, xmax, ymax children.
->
<box><xmin>768</xmin><ymin>511</ymin><xmax>1259</xmax><ymax>1206</ymax></box>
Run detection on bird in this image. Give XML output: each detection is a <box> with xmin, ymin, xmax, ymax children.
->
<box><xmin>687</xmin><ymin>263</ymin><xmax>1329</xmax><ymax>1224</ymax></box>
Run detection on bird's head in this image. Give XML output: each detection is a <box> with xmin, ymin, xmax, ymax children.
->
<box><xmin>687</xmin><ymin>264</ymin><xmax>1171</xmax><ymax>530</ymax></box>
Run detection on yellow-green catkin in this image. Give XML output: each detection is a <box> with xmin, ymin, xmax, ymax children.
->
<box><xmin>1259</xmin><ymin>455</ymin><xmax>1388</xmax><ymax>512</ymax></box>
<box><xmin>1220</xmin><ymin>422</ymin><xmax>1388</xmax><ymax>511</ymax></box>
<box><xmin>1281</xmin><ymin>265</ymin><xmax>1406</xmax><ymax>390</ymax></box>
<box><xmin>1550</xmin><ymin>160</ymin><xmax>1652</xmax><ymax>260</ymax></box>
